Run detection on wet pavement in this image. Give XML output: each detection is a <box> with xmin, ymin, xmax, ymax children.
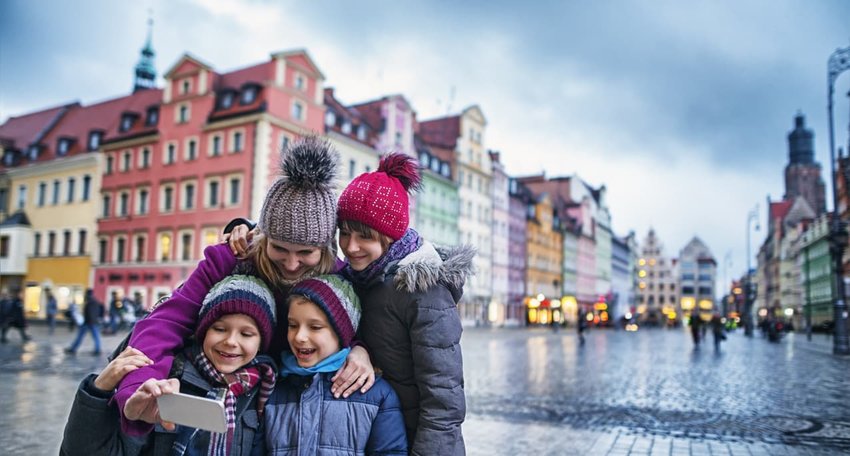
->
<box><xmin>2</xmin><ymin>323</ymin><xmax>849</xmax><ymax>455</ymax></box>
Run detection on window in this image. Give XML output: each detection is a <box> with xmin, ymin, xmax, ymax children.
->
<box><xmin>106</xmin><ymin>155</ymin><xmax>114</xmax><ymax>174</ymax></box>
<box><xmin>395</xmin><ymin>132</ymin><xmax>402</xmax><ymax>146</ymax></box>
<box><xmin>78</xmin><ymin>229</ymin><xmax>87</xmax><ymax>255</ymax></box>
<box><xmin>137</xmin><ymin>188</ymin><xmax>149</xmax><ymax>215</ymax></box>
<box><xmin>0</xmin><ymin>235</ymin><xmax>10</xmax><ymax>258</ymax></box>
<box><xmin>0</xmin><ymin>188</ymin><xmax>6</xmax><ymax>213</ymax></box>
<box><xmin>145</xmin><ymin>107</ymin><xmax>159</xmax><ymax>126</ymax></box>
<box><xmin>228</xmin><ymin>177</ymin><xmax>241</xmax><ymax>205</ymax></box>
<box><xmin>140</xmin><ymin>148</ymin><xmax>151</xmax><ymax>168</ymax></box>
<box><xmin>181</xmin><ymin>79</ymin><xmax>191</xmax><ymax>95</ymax></box>
<box><xmin>279</xmin><ymin>133</ymin><xmax>290</xmax><ymax>153</ymax></box>
<box><xmin>202</xmin><ymin>229</ymin><xmax>218</xmax><ymax>248</ymax></box>
<box><xmin>241</xmin><ymin>87</ymin><xmax>256</xmax><ymax>104</ymax></box>
<box><xmin>186</xmin><ymin>139</ymin><xmax>197</xmax><ymax>161</ymax></box>
<box><xmin>182</xmin><ymin>182</ymin><xmax>196</xmax><ymax>210</ymax></box>
<box><xmin>211</xmin><ymin>135</ymin><xmax>222</xmax><ymax>156</ymax></box>
<box><xmin>29</xmin><ymin>145</ymin><xmax>39</xmax><ymax>161</ymax></box>
<box><xmin>37</xmin><ymin>182</ymin><xmax>46</xmax><ymax>207</ymax></box>
<box><xmin>119</xmin><ymin>191</ymin><xmax>129</xmax><ymax>216</ymax></box>
<box><xmin>33</xmin><ymin>232</ymin><xmax>41</xmax><ymax>256</ymax></box>
<box><xmin>357</xmin><ymin>125</ymin><xmax>366</xmax><ymax>141</ymax></box>
<box><xmin>102</xmin><ymin>194</ymin><xmax>111</xmax><ymax>218</ymax></box>
<box><xmin>232</xmin><ymin>131</ymin><xmax>243</xmax><ymax>152</ymax></box>
<box><xmin>120</xmin><ymin>114</ymin><xmax>134</xmax><ymax>132</ymax></box>
<box><xmin>178</xmin><ymin>104</ymin><xmax>189</xmax><ymax>123</ymax></box>
<box><xmin>57</xmin><ymin>139</ymin><xmax>70</xmax><ymax>155</ymax></box>
<box><xmin>115</xmin><ymin>237</ymin><xmax>126</xmax><ymax>263</ymax></box>
<box><xmin>349</xmin><ymin>159</ymin><xmax>356</xmax><ymax>179</ymax></box>
<box><xmin>82</xmin><ymin>175</ymin><xmax>91</xmax><ymax>201</ymax></box>
<box><xmin>294</xmin><ymin>74</ymin><xmax>305</xmax><ymax>91</ymax></box>
<box><xmin>181</xmin><ymin>232</ymin><xmax>193</xmax><ymax>261</ymax></box>
<box><xmin>134</xmin><ymin>235</ymin><xmax>146</xmax><ymax>262</ymax></box>
<box><xmin>122</xmin><ymin>151</ymin><xmax>132</xmax><ymax>171</ymax></box>
<box><xmin>63</xmin><ymin>230</ymin><xmax>71</xmax><ymax>256</ymax></box>
<box><xmin>341</xmin><ymin>121</ymin><xmax>351</xmax><ymax>134</ymax></box>
<box><xmin>67</xmin><ymin>177</ymin><xmax>75</xmax><ymax>203</ymax></box>
<box><xmin>88</xmin><ymin>131</ymin><xmax>102</xmax><ymax>151</ymax></box>
<box><xmin>325</xmin><ymin>111</ymin><xmax>336</xmax><ymax>127</ymax></box>
<box><xmin>207</xmin><ymin>180</ymin><xmax>219</xmax><ymax>207</ymax></box>
<box><xmin>47</xmin><ymin>231</ymin><xmax>56</xmax><ymax>256</ymax></box>
<box><xmin>291</xmin><ymin>101</ymin><xmax>304</xmax><ymax>121</ymax></box>
<box><xmin>219</xmin><ymin>92</ymin><xmax>234</xmax><ymax>109</ymax></box>
<box><xmin>98</xmin><ymin>238</ymin><xmax>107</xmax><ymax>264</ymax></box>
<box><xmin>164</xmin><ymin>143</ymin><xmax>176</xmax><ymax>164</ymax></box>
<box><xmin>160</xmin><ymin>185</ymin><xmax>174</xmax><ymax>213</ymax></box>
<box><xmin>158</xmin><ymin>233</ymin><xmax>172</xmax><ymax>262</ymax></box>
<box><xmin>52</xmin><ymin>180</ymin><xmax>61</xmax><ymax>205</ymax></box>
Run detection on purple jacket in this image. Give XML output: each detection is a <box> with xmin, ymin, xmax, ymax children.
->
<box><xmin>115</xmin><ymin>243</ymin><xmax>237</xmax><ymax>436</ymax></box>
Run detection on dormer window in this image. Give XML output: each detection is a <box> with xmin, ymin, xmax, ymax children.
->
<box><xmin>145</xmin><ymin>107</ymin><xmax>159</xmax><ymax>126</ymax></box>
<box><xmin>341</xmin><ymin>121</ymin><xmax>351</xmax><ymax>134</ymax></box>
<box><xmin>240</xmin><ymin>86</ymin><xmax>257</xmax><ymax>105</ymax></box>
<box><xmin>419</xmin><ymin>152</ymin><xmax>428</xmax><ymax>165</ymax></box>
<box><xmin>120</xmin><ymin>113</ymin><xmax>136</xmax><ymax>132</ymax></box>
<box><xmin>3</xmin><ymin>151</ymin><xmax>15</xmax><ymax>166</ymax></box>
<box><xmin>57</xmin><ymin>138</ymin><xmax>71</xmax><ymax>156</ymax></box>
<box><xmin>430</xmin><ymin>157</ymin><xmax>440</xmax><ymax>173</ymax></box>
<box><xmin>181</xmin><ymin>79</ymin><xmax>191</xmax><ymax>95</ymax></box>
<box><xmin>325</xmin><ymin>111</ymin><xmax>336</xmax><ymax>127</ymax></box>
<box><xmin>441</xmin><ymin>163</ymin><xmax>450</xmax><ymax>177</ymax></box>
<box><xmin>219</xmin><ymin>91</ymin><xmax>234</xmax><ymax>109</ymax></box>
<box><xmin>357</xmin><ymin>125</ymin><xmax>366</xmax><ymax>141</ymax></box>
<box><xmin>29</xmin><ymin>145</ymin><xmax>40</xmax><ymax>161</ymax></box>
<box><xmin>88</xmin><ymin>131</ymin><xmax>103</xmax><ymax>151</ymax></box>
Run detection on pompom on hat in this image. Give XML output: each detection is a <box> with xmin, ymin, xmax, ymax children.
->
<box><xmin>196</xmin><ymin>275</ymin><xmax>277</xmax><ymax>351</ymax></box>
<box><xmin>337</xmin><ymin>152</ymin><xmax>421</xmax><ymax>240</ymax></box>
<box><xmin>289</xmin><ymin>275</ymin><xmax>361</xmax><ymax>348</ymax></box>
<box><xmin>258</xmin><ymin>136</ymin><xmax>340</xmax><ymax>246</ymax></box>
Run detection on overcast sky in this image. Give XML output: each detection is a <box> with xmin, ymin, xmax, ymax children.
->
<box><xmin>2</xmin><ymin>0</ymin><xmax>850</xmax><ymax>291</ymax></box>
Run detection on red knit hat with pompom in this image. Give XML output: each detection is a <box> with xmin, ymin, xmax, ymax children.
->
<box><xmin>337</xmin><ymin>153</ymin><xmax>421</xmax><ymax>240</ymax></box>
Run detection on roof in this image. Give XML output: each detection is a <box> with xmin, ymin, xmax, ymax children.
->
<box><xmin>0</xmin><ymin>103</ymin><xmax>77</xmax><ymax>150</ymax></box>
<box><xmin>0</xmin><ymin>211</ymin><xmax>31</xmax><ymax>227</ymax></box>
<box><xmin>419</xmin><ymin>115</ymin><xmax>460</xmax><ymax>150</ymax></box>
<box><xmin>769</xmin><ymin>200</ymin><xmax>793</xmax><ymax>222</ymax></box>
<box><xmin>324</xmin><ymin>88</ymin><xmax>377</xmax><ymax>146</ymax></box>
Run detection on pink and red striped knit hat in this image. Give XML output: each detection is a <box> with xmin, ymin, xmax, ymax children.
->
<box><xmin>289</xmin><ymin>275</ymin><xmax>361</xmax><ymax>347</ymax></box>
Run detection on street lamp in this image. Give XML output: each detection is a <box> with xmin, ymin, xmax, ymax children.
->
<box><xmin>826</xmin><ymin>44</ymin><xmax>850</xmax><ymax>355</ymax></box>
<box><xmin>744</xmin><ymin>204</ymin><xmax>760</xmax><ymax>337</ymax></box>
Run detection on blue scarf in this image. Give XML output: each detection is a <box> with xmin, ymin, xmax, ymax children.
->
<box><xmin>280</xmin><ymin>348</ymin><xmax>350</xmax><ymax>378</ymax></box>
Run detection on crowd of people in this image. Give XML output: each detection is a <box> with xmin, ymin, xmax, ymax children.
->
<box><xmin>58</xmin><ymin>137</ymin><xmax>472</xmax><ymax>455</ymax></box>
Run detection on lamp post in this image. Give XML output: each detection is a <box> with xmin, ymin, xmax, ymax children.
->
<box><xmin>827</xmin><ymin>44</ymin><xmax>850</xmax><ymax>355</ymax></box>
<box><xmin>744</xmin><ymin>205</ymin><xmax>760</xmax><ymax>337</ymax></box>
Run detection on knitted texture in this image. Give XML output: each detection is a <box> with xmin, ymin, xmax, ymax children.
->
<box><xmin>258</xmin><ymin>136</ymin><xmax>339</xmax><ymax>246</ymax></box>
<box><xmin>289</xmin><ymin>275</ymin><xmax>361</xmax><ymax>347</ymax></box>
<box><xmin>196</xmin><ymin>275</ymin><xmax>277</xmax><ymax>351</ymax></box>
<box><xmin>337</xmin><ymin>152</ymin><xmax>421</xmax><ymax>240</ymax></box>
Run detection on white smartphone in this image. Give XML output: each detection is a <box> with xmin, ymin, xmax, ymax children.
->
<box><xmin>156</xmin><ymin>391</ymin><xmax>227</xmax><ymax>434</ymax></box>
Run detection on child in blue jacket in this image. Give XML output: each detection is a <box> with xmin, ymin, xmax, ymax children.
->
<box><xmin>255</xmin><ymin>275</ymin><xmax>407</xmax><ymax>455</ymax></box>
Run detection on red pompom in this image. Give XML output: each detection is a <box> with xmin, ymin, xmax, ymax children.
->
<box><xmin>378</xmin><ymin>152</ymin><xmax>422</xmax><ymax>193</ymax></box>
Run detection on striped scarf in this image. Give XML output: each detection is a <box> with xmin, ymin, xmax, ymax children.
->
<box><xmin>194</xmin><ymin>352</ymin><xmax>276</xmax><ymax>456</ymax></box>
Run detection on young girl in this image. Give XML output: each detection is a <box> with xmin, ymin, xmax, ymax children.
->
<box><xmin>115</xmin><ymin>138</ymin><xmax>374</xmax><ymax>436</ymax></box>
<box><xmin>62</xmin><ymin>275</ymin><xmax>278</xmax><ymax>456</ymax></box>
<box><xmin>256</xmin><ymin>275</ymin><xmax>408</xmax><ymax>454</ymax></box>
<box><xmin>336</xmin><ymin>153</ymin><xmax>474</xmax><ymax>455</ymax></box>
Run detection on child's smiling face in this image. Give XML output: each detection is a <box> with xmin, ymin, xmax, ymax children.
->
<box><xmin>203</xmin><ymin>314</ymin><xmax>262</xmax><ymax>374</ymax></box>
<box><xmin>287</xmin><ymin>296</ymin><xmax>341</xmax><ymax>367</ymax></box>
<box><xmin>338</xmin><ymin>228</ymin><xmax>386</xmax><ymax>271</ymax></box>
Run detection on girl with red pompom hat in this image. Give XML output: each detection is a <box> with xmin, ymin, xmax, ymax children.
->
<box><xmin>336</xmin><ymin>152</ymin><xmax>475</xmax><ymax>456</ymax></box>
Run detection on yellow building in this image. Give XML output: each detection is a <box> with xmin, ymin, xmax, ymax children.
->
<box><xmin>525</xmin><ymin>193</ymin><xmax>564</xmax><ymax>325</ymax></box>
<box><xmin>7</xmin><ymin>153</ymin><xmax>101</xmax><ymax>317</ymax></box>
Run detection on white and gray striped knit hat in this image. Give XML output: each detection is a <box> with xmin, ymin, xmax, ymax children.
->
<box><xmin>257</xmin><ymin>136</ymin><xmax>339</xmax><ymax>246</ymax></box>
<box><xmin>196</xmin><ymin>275</ymin><xmax>277</xmax><ymax>351</ymax></box>
<box><xmin>289</xmin><ymin>275</ymin><xmax>361</xmax><ymax>347</ymax></box>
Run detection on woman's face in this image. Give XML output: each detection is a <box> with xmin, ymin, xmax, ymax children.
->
<box><xmin>338</xmin><ymin>228</ymin><xmax>386</xmax><ymax>271</ymax></box>
<box><xmin>265</xmin><ymin>238</ymin><xmax>323</xmax><ymax>280</ymax></box>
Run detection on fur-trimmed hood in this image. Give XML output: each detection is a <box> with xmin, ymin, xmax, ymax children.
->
<box><xmin>391</xmin><ymin>241</ymin><xmax>476</xmax><ymax>299</ymax></box>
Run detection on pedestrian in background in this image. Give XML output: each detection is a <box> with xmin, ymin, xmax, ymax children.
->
<box><xmin>710</xmin><ymin>313</ymin><xmax>726</xmax><ymax>352</ymax></box>
<box><xmin>1</xmin><ymin>287</ymin><xmax>31</xmax><ymax>343</ymax></box>
<box><xmin>107</xmin><ymin>291</ymin><xmax>122</xmax><ymax>334</ymax></box>
<box><xmin>45</xmin><ymin>287</ymin><xmax>58</xmax><ymax>335</ymax></box>
<box><xmin>65</xmin><ymin>289</ymin><xmax>104</xmax><ymax>355</ymax></box>
<box><xmin>689</xmin><ymin>309</ymin><xmax>701</xmax><ymax>349</ymax></box>
<box><xmin>577</xmin><ymin>308</ymin><xmax>587</xmax><ymax>346</ymax></box>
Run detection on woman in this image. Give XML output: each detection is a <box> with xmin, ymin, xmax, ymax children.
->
<box><xmin>115</xmin><ymin>137</ymin><xmax>374</xmax><ymax>436</ymax></box>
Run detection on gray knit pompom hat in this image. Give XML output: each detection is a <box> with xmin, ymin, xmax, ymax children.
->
<box><xmin>257</xmin><ymin>136</ymin><xmax>339</xmax><ymax>246</ymax></box>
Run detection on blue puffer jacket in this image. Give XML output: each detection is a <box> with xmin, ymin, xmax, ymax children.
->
<box><xmin>255</xmin><ymin>372</ymin><xmax>407</xmax><ymax>455</ymax></box>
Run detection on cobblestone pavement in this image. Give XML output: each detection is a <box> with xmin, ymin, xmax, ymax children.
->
<box><xmin>1</xmin><ymin>324</ymin><xmax>848</xmax><ymax>455</ymax></box>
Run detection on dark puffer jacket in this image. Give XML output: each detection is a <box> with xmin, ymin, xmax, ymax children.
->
<box><xmin>353</xmin><ymin>241</ymin><xmax>475</xmax><ymax>456</ymax></box>
<box><xmin>256</xmin><ymin>372</ymin><xmax>407</xmax><ymax>455</ymax></box>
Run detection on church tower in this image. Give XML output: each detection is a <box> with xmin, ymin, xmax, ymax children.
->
<box><xmin>133</xmin><ymin>17</ymin><xmax>156</xmax><ymax>92</ymax></box>
<box><xmin>784</xmin><ymin>112</ymin><xmax>826</xmax><ymax>214</ymax></box>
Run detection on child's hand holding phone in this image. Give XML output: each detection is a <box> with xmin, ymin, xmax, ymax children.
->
<box><xmin>124</xmin><ymin>378</ymin><xmax>181</xmax><ymax>431</ymax></box>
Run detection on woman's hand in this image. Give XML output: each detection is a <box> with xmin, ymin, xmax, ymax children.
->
<box><xmin>123</xmin><ymin>378</ymin><xmax>181</xmax><ymax>430</ymax></box>
<box><xmin>331</xmin><ymin>345</ymin><xmax>375</xmax><ymax>398</ymax></box>
<box><xmin>222</xmin><ymin>224</ymin><xmax>255</xmax><ymax>257</ymax></box>
<box><xmin>93</xmin><ymin>346</ymin><xmax>153</xmax><ymax>391</ymax></box>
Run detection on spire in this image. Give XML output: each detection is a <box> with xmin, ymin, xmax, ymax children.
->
<box><xmin>133</xmin><ymin>13</ymin><xmax>156</xmax><ymax>92</ymax></box>
<box><xmin>787</xmin><ymin>111</ymin><xmax>815</xmax><ymax>165</ymax></box>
